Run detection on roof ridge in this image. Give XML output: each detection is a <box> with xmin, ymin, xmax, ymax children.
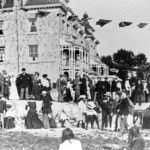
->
<box><xmin>25</xmin><ymin>0</ymin><xmax>61</xmax><ymax>6</ymax></box>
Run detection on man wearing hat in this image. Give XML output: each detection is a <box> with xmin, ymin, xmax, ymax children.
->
<box><xmin>18</xmin><ymin>68</ymin><xmax>31</xmax><ymax>100</ymax></box>
<box><xmin>100</xmin><ymin>92</ymin><xmax>112</xmax><ymax>130</ymax></box>
<box><xmin>56</xmin><ymin>74</ymin><xmax>67</xmax><ymax>102</ymax></box>
<box><xmin>73</xmin><ymin>74</ymin><xmax>81</xmax><ymax>102</ymax></box>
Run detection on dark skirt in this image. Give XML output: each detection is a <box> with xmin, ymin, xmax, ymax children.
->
<box><xmin>4</xmin><ymin>117</ymin><xmax>15</xmax><ymax>129</ymax></box>
<box><xmin>64</xmin><ymin>88</ymin><xmax>72</xmax><ymax>102</ymax></box>
<box><xmin>25</xmin><ymin>111</ymin><xmax>43</xmax><ymax>129</ymax></box>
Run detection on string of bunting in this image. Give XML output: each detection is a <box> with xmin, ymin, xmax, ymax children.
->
<box><xmin>96</xmin><ymin>19</ymin><xmax>149</xmax><ymax>28</ymax></box>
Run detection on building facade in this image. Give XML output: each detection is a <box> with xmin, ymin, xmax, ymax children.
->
<box><xmin>0</xmin><ymin>0</ymin><xmax>100</xmax><ymax>82</ymax></box>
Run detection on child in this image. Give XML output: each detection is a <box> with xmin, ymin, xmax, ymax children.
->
<box><xmin>86</xmin><ymin>101</ymin><xmax>95</xmax><ymax>130</ymax></box>
<box><xmin>93</xmin><ymin>101</ymin><xmax>101</xmax><ymax>129</ymax></box>
<box><xmin>77</xmin><ymin>95</ymin><xmax>87</xmax><ymax>129</ymax></box>
<box><xmin>59</xmin><ymin>109</ymin><xmax>68</xmax><ymax>128</ymax></box>
<box><xmin>4</xmin><ymin>101</ymin><xmax>16</xmax><ymax>129</ymax></box>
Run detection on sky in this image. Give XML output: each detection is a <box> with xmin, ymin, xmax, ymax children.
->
<box><xmin>68</xmin><ymin>0</ymin><xmax>150</xmax><ymax>61</ymax></box>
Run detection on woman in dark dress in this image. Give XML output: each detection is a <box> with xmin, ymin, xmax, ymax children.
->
<box><xmin>25</xmin><ymin>102</ymin><xmax>43</xmax><ymax>129</ymax></box>
<box><xmin>41</xmin><ymin>91</ymin><xmax>53</xmax><ymax>128</ymax></box>
<box><xmin>64</xmin><ymin>78</ymin><xmax>72</xmax><ymax>102</ymax></box>
<box><xmin>32</xmin><ymin>72</ymin><xmax>42</xmax><ymax>100</ymax></box>
<box><xmin>3</xmin><ymin>76</ymin><xmax>11</xmax><ymax>100</ymax></box>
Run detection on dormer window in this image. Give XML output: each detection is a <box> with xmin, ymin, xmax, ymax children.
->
<box><xmin>0</xmin><ymin>21</ymin><xmax>4</xmax><ymax>35</ymax></box>
<box><xmin>29</xmin><ymin>18</ymin><xmax>37</xmax><ymax>33</ymax></box>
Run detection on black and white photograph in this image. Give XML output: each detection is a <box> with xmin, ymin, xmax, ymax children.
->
<box><xmin>0</xmin><ymin>0</ymin><xmax>149</xmax><ymax>149</ymax></box>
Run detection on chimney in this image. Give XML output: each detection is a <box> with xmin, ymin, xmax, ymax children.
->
<box><xmin>1</xmin><ymin>0</ymin><xmax>6</xmax><ymax>8</ymax></box>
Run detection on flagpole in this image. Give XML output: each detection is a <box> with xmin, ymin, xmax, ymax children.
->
<box><xmin>14</xmin><ymin>0</ymin><xmax>20</xmax><ymax>73</ymax></box>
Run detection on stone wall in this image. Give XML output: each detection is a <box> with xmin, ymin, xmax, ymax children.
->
<box><xmin>0</xmin><ymin>8</ymin><xmax>61</xmax><ymax>82</ymax></box>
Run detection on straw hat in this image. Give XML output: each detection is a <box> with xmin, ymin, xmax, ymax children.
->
<box><xmin>87</xmin><ymin>101</ymin><xmax>95</xmax><ymax>109</ymax></box>
<box><xmin>41</xmin><ymin>91</ymin><xmax>47</xmax><ymax>95</ymax></box>
<box><xmin>104</xmin><ymin>92</ymin><xmax>111</xmax><ymax>97</ymax></box>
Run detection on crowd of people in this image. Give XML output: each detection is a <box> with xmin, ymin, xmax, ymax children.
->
<box><xmin>56</xmin><ymin>73</ymin><xmax>150</xmax><ymax>106</ymax></box>
<box><xmin>0</xmin><ymin>68</ymin><xmax>147</xmax><ymax>150</ymax></box>
<box><xmin>0</xmin><ymin>68</ymin><xmax>52</xmax><ymax>101</ymax></box>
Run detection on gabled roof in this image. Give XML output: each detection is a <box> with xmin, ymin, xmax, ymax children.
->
<box><xmin>25</xmin><ymin>0</ymin><xmax>60</xmax><ymax>6</ymax></box>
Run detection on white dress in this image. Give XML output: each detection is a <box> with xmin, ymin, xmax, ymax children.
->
<box><xmin>9</xmin><ymin>76</ymin><xmax>19</xmax><ymax>100</ymax></box>
<box><xmin>59</xmin><ymin>139</ymin><xmax>82</xmax><ymax>150</ymax></box>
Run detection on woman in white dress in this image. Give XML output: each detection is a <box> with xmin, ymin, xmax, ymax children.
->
<box><xmin>9</xmin><ymin>74</ymin><xmax>20</xmax><ymax>100</ymax></box>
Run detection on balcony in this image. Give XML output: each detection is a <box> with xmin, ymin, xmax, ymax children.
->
<box><xmin>62</xmin><ymin>34</ymin><xmax>90</xmax><ymax>51</ymax></box>
<box><xmin>62</xmin><ymin>34</ymin><xmax>76</xmax><ymax>45</ymax></box>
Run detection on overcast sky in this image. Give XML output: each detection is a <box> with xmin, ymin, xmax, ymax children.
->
<box><xmin>68</xmin><ymin>0</ymin><xmax>150</xmax><ymax>61</ymax></box>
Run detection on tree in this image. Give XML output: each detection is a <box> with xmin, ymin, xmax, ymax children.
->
<box><xmin>101</xmin><ymin>55</ymin><xmax>114</xmax><ymax>68</ymax></box>
<box><xmin>135</xmin><ymin>53</ymin><xmax>147</xmax><ymax>67</ymax></box>
<box><xmin>113</xmin><ymin>49</ymin><xmax>135</xmax><ymax>69</ymax></box>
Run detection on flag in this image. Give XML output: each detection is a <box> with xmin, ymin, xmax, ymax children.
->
<box><xmin>67</xmin><ymin>15</ymin><xmax>78</xmax><ymax>21</ymax></box>
<box><xmin>96</xmin><ymin>19</ymin><xmax>112</xmax><ymax>27</ymax></box>
<box><xmin>137</xmin><ymin>23</ymin><xmax>148</xmax><ymax>28</ymax></box>
<box><xmin>36</xmin><ymin>10</ymin><xmax>50</xmax><ymax>17</ymax></box>
<box><xmin>119</xmin><ymin>21</ymin><xmax>132</xmax><ymax>27</ymax></box>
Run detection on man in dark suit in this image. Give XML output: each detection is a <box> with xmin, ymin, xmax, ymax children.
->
<box><xmin>18</xmin><ymin>68</ymin><xmax>31</xmax><ymax>100</ymax></box>
<box><xmin>95</xmin><ymin>77</ymin><xmax>105</xmax><ymax>105</ymax></box>
<box><xmin>104</xmin><ymin>77</ymin><xmax>110</xmax><ymax>93</ymax></box>
<box><xmin>80</xmin><ymin>74</ymin><xmax>87</xmax><ymax>97</ymax></box>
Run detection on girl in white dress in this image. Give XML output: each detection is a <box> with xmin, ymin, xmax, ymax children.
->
<box><xmin>9</xmin><ymin>74</ymin><xmax>19</xmax><ymax>100</ymax></box>
<box><xmin>59</xmin><ymin>128</ymin><xmax>83</xmax><ymax>150</ymax></box>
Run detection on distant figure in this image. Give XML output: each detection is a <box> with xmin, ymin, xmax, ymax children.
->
<box><xmin>18</xmin><ymin>68</ymin><xmax>31</xmax><ymax>100</ymax></box>
<box><xmin>25</xmin><ymin>102</ymin><xmax>43</xmax><ymax>129</ymax></box>
<box><xmin>80</xmin><ymin>74</ymin><xmax>87</xmax><ymax>96</ymax></box>
<box><xmin>59</xmin><ymin>128</ymin><xmax>83</xmax><ymax>150</ymax></box>
<box><xmin>56</xmin><ymin>74</ymin><xmax>67</xmax><ymax>102</ymax></box>
<box><xmin>128</xmin><ymin>125</ymin><xmax>145</xmax><ymax>150</ymax></box>
<box><xmin>41</xmin><ymin>91</ymin><xmax>52</xmax><ymax>128</ymax></box>
<box><xmin>3</xmin><ymin>76</ymin><xmax>11</xmax><ymax>100</ymax></box>
<box><xmin>32</xmin><ymin>72</ymin><xmax>42</xmax><ymax>100</ymax></box>
<box><xmin>0</xmin><ymin>97</ymin><xmax>7</xmax><ymax>129</ymax></box>
<box><xmin>73</xmin><ymin>74</ymin><xmax>81</xmax><ymax>102</ymax></box>
<box><xmin>9</xmin><ymin>74</ymin><xmax>19</xmax><ymax>100</ymax></box>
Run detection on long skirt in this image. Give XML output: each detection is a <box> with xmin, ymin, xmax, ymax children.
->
<box><xmin>4</xmin><ymin>117</ymin><xmax>15</xmax><ymax>129</ymax></box>
<box><xmin>42</xmin><ymin>114</ymin><xmax>50</xmax><ymax>129</ymax></box>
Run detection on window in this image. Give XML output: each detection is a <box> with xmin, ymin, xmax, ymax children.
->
<box><xmin>62</xmin><ymin>20</ymin><xmax>65</xmax><ymax>33</ymax></box>
<box><xmin>0</xmin><ymin>47</ymin><xmax>5</xmax><ymax>62</ymax></box>
<box><xmin>67</xmin><ymin>24</ymin><xmax>69</xmax><ymax>33</ymax></box>
<box><xmin>29</xmin><ymin>45</ymin><xmax>38</xmax><ymax>61</ymax></box>
<box><xmin>29</xmin><ymin>18</ymin><xmax>37</xmax><ymax>33</ymax></box>
<box><xmin>0</xmin><ymin>21</ymin><xmax>4</xmax><ymax>35</ymax></box>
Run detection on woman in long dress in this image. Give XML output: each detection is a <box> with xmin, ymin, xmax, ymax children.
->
<box><xmin>9</xmin><ymin>74</ymin><xmax>20</xmax><ymax>100</ymax></box>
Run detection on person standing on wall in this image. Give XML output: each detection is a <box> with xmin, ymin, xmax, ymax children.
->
<box><xmin>18</xmin><ymin>68</ymin><xmax>31</xmax><ymax>100</ymax></box>
<box><xmin>56</xmin><ymin>74</ymin><xmax>67</xmax><ymax>102</ymax></box>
